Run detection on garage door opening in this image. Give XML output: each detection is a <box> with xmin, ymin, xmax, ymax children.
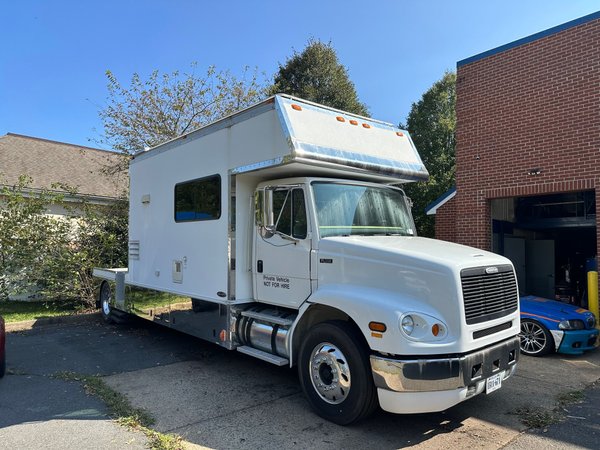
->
<box><xmin>491</xmin><ymin>190</ymin><xmax>596</xmax><ymax>308</ymax></box>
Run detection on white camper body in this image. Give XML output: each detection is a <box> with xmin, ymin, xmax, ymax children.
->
<box><xmin>95</xmin><ymin>95</ymin><xmax>520</xmax><ymax>425</ymax></box>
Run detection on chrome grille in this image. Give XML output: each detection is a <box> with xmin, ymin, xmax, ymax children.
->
<box><xmin>461</xmin><ymin>265</ymin><xmax>518</xmax><ymax>325</ymax></box>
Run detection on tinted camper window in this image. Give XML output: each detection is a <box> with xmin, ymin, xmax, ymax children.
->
<box><xmin>174</xmin><ymin>175</ymin><xmax>221</xmax><ymax>222</ymax></box>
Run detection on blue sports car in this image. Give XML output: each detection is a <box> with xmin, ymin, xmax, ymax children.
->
<box><xmin>519</xmin><ymin>295</ymin><xmax>598</xmax><ymax>356</ymax></box>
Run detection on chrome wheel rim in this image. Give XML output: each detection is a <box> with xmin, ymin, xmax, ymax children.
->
<box><xmin>309</xmin><ymin>342</ymin><xmax>351</xmax><ymax>404</ymax></box>
<box><xmin>520</xmin><ymin>321</ymin><xmax>547</xmax><ymax>354</ymax></box>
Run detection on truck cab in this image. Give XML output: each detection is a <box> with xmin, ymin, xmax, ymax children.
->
<box><xmin>250</xmin><ymin>176</ymin><xmax>520</xmax><ymax>423</ymax></box>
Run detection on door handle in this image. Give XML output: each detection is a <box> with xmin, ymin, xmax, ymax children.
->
<box><xmin>257</xmin><ymin>260</ymin><xmax>263</xmax><ymax>273</ymax></box>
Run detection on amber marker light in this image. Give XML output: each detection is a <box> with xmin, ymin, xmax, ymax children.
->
<box><xmin>291</xmin><ymin>104</ymin><xmax>302</xmax><ymax>111</ymax></box>
<box><xmin>219</xmin><ymin>329</ymin><xmax>227</xmax><ymax>341</ymax></box>
<box><xmin>336</xmin><ymin>116</ymin><xmax>345</xmax><ymax>122</ymax></box>
<box><xmin>349</xmin><ymin>120</ymin><xmax>358</xmax><ymax>125</ymax></box>
<box><xmin>369</xmin><ymin>321</ymin><xmax>387</xmax><ymax>333</ymax></box>
<box><xmin>431</xmin><ymin>324</ymin><xmax>440</xmax><ymax>336</ymax></box>
<box><xmin>362</xmin><ymin>123</ymin><xmax>371</xmax><ymax>129</ymax></box>
<box><xmin>396</xmin><ymin>131</ymin><xmax>404</xmax><ymax>137</ymax></box>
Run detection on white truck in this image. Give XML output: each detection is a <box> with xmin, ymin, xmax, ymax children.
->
<box><xmin>94</xmin><ymin>94</ymin><xmax>520</xmax><ymax>425</ymax></box>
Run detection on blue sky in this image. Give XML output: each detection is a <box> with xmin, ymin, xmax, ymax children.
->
<box><xmin>1</xmin><ymin>1</ymin><xmax>598</xmax><ymax>150</ymax></box>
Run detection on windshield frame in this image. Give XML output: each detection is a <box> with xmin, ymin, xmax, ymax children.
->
<box><xmin>309</xmin><ymin>180</ymin><xmax>416</xmax><ymax>239</ymax></box>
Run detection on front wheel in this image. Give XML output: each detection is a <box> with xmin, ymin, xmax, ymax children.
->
<box><xmin>520</xmin><ymin>319</ymin><xmax>553</xmax><ymax>356</ymax></box>
<box><xmin>298</xmin><ymin>321</ymin><xmax>378</xmax><ymax>425</ymax></box>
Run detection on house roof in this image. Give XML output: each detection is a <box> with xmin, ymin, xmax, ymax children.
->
<box><xmin>458</xmin><ymin>10</ymin><xmax>600</xmax><ymax>67</ymax></box>
<box><xmin>425</xmin><ymin>187</ymin><xmax>456</xmax><ymax>215</ymax></box>
<box><xmin>0</xmin><ymin>133</ymin><xmax>127</xmax><ymax>199</ymax></box>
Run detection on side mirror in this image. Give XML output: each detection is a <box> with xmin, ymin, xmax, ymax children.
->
<box><xmin>264</xmin><ymin>188</ymin><xmax>275</xmax><ymax>233</ymax></box>
<box><xmin>255</xmin><ymin>188</ymin><xmax>275</xmax><ymax>237</ymax></box>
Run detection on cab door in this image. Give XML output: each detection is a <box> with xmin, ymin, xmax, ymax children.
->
<box><xmin>253</xmin><ymin>187</ymin><xmax>312</xmax><ymax>308</ymax></box>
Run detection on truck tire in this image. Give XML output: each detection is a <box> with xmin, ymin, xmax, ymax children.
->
<box><xmin>298</xmin><ymin>320</ymin><xmax>378</xmax><ymax>425</ymax></box>
<box><xmin>520</xmin><ymin>319</ymin><xmax>553</xmax><ymax>356</ymax></box>
<box><xmin>100</xmin><ymin>281</ymin><xmax>115</xmax><ymax>323</ymax></box>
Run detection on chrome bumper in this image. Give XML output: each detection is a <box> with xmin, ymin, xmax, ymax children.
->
<box><xmin>371</xmin><ymin>336</ymin><xmax>520</xmax><ymax>392</ymax></box>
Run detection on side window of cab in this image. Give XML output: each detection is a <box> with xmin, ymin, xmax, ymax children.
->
<box><xmin>272</xmin><ymin>188</ymin><xmax>307</xmax><ymax>239</ymax></box>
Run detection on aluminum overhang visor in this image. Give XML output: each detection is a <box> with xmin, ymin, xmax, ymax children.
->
<box><xmin>276</xmin><ymin>96</ymin><xmax>429</xmax><ymax>182</ymax></box>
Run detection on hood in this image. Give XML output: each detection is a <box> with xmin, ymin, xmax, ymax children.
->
<box><xmin>318</xmin><ymin>235</ymin><xmax>512</xmax><ymax>272</ymax></box>
<box><xmin>520</xmin><ymin>295</ymin><xmax>594</xmax><ymax>321</ymax></box>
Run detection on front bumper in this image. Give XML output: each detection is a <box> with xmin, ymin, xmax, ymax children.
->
<box><xmin>371</xmin><ymin>336</ymin><xmax>520</xmax><ymax>392</ymax></box>
<box><xmin>370</xmin><ymin>336</ymin><xmax>519</xmax><ymax>412</ymax></box>
<box><xmin>554</xmin><ymin>329</ymin><xmax>599</xmax><ymax>355</ymax></box>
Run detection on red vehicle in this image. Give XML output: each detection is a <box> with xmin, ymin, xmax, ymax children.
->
<box><xmin>0</xmin><ymin>315</ymin><xmax>5</xmax><ymax>377</ymax></box>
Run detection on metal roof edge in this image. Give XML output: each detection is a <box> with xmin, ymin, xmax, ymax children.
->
<box><xmin>457</xmin><ymin>10</ymin><xmax>600</xmax><ymax>67</ymax></box>
<box><xmin>425</xmin><ymin>186</ymin><xmax>456</xmax><ymax>215</ymax></box>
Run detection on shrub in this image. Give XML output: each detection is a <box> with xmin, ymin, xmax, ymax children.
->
<box><xmin>0</xmin><ymin>175</ymin><xmax>128</xmax><ymax>306</ymax></box>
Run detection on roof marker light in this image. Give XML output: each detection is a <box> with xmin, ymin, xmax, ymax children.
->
<box><xmin>349</xmin><ymin>120</ymin><xmax>358</xmax><ymax>126</ymax></box>
<box><xmin>336</xmin><ymin>116</ymin><xmax>345</xmax><ymax>122</ymax></box>
<box><xmin>291</xmin><ymin>104</ymin><xmax>302</xmax><ymax>111</ymax></box>
<box><xmin>396</xmin><ymin>131</ymin><xmax>404</xmax><ymax>137</ymax></box>
<box><xmin>362</xmin><ymin>123</ymin><xmax>371</xmax><ymax>129</ymax></box>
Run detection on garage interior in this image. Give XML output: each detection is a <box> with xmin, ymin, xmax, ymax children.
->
<box><xmin>492</xmin><ymin>190</ymin><xmax>597</xmax><ymax>308</ymax></box>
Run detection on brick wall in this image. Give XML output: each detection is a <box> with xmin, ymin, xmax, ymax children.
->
<box><xmin>434</xmin><ymin>195</ymin><xmax>456</xmax><ymax>242</ymax></box>
<box><xmin>439</xmin><ymin>17</ymin><xmax>600</xmax><ymax>256</ymax></box>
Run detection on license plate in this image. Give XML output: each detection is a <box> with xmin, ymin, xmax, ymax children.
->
<box><xmin>486</xmin><ymin>371</ymin><xmax>504</xmax><ymax>394</ymax></box>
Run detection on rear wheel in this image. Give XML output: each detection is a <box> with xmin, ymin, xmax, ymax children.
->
<box><xmin>520</xmin><ymin>319</ymin><xmax>553</xmax><ymax>356</ymax></box>
<box><xmin>298</xmin><ymin>321</ymin><xmax>378</xmax><ymax>425</ymax></box>
<box><xmin>100</xmin><ymin>282</ymin><xmax>115</xmax><ymax>323</ymax></box>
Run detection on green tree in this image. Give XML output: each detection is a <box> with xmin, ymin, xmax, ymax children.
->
<box><xmin>97</xmin><ymin>63</ymin><xmax>268</xmax><ymax>170</ymax></box>
<box><xmin>402</xmin><ymin>71</ymin><xmax>456</xmax><ymax>238</ymax></box>
<box><xmin>270</xmin><ymin>39</ymin><xmax>368</xmax><ymax>116</ymax></box>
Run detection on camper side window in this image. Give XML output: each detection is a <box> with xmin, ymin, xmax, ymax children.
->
<box><xmin>174</xmin><ymin>175</ymin><xmax>221</xmax><ymax>222</ymax></box>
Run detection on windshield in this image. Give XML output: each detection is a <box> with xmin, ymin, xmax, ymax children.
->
<box><xmin>312</xmin><ymin>182</ymin><xmax>415</xmax><ymax>238</ymax></box>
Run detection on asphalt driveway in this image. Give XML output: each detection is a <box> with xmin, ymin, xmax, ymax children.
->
<box><xmin>1</xmin><ymin>316</ymin><xmax>599</xmax><ymax>449</ymax></box>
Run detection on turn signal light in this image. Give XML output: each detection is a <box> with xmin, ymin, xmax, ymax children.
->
<box><xmin>432</xmin><ymin>324</ymin><xmax>440</xmax><ymax>336</ymax></box>
<box><xmin>369</xmin><ymin>321</ymin><xmax>387</xmax><ymax>332</ymax></box>
<box><xmin>291</xmin><ymin>104</ymin><xmax>302</xmax><ymax>111</ymax></box>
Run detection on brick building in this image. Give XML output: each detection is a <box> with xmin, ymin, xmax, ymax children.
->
<box><xmin>428</xmin><ymin>12</ymin><xmax>600</xmax><ymax>306</ymax></box>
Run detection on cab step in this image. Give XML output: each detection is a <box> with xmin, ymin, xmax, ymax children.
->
<box><xmin>240</xmin><ymin>309</ymin><xmax>294</xmax><ymax>327</ymax></box>
<box><xmin>237</xmin><ymin>346</ymin><xmax>289</xmax><ymax>366</ymax></box>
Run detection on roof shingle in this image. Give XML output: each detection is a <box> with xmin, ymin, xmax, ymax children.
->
<box><xmin>0</xmin><ymin>133</ymin><xmax>127</xmax><ymax>199</ymax></box>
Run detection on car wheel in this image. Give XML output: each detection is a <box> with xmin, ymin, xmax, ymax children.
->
<box><xmin>520</xmin><ymin>319</ymin><xmax>553</xmax><ymax>356</ymax></box>
<box><xmin>298</xmin><ymin>320</ymin><xmax>378</xmax><ymax>425</ymax></box>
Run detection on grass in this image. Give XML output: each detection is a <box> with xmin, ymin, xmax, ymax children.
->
<box><xmin>513</xmin><ymin>406</ymin><xmax>559</xmax><ymax>428</ymax></box>
<box><xmin>54</xmin><ymin>371</ymin><xmax>184</xmax><ymax>450</ymax></box>
<box><xmin>0</xmin><ymin>299</ymin><xmax>85</xmax><ymax>323</ymax></box>
<box><xmin>513</xmin><ymin>389</ymin><xmax>587</xmax><ymax>429</ymax></box>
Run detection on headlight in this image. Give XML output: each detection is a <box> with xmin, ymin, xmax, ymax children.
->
<box><xmin>558</xmin><ymin>319</ymin><xmax>585</xmax><ymax>330</ymax></box>
<box><xmin>401</xmin><ymin>315</ymin><xmax>414</xmax><ymax>335</ymax></box>
<box><xmin>399</xmin><ymin>312</ymin><xmax>447</xmax><ymax>341</ymax></box>
<box><xmin>586</xmin><ymin>314</ymin><xmax>596</xmax><ymax>329</ymax></box>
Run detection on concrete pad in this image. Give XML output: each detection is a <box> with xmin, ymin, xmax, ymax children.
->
<box><xmin>103</xmin><ymin>357</ymin><xmax>302</xmax><ymax>433</ymax></box>
<box><xmin>103</xmin><ymin>345</ymin><xmax>600</xmax><ymax>449</ymax></box>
